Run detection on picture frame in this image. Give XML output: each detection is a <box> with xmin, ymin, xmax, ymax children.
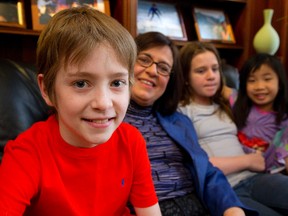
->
<box><xmin>137</xmin><ymin>0</ymin><xmax>187</xmax><ymax>41</ymax></box>
<box><xmin>0</xmin><ymin>0</ymin><xmax>25</xmax><ymax>28</ymax></box>
<box><xmin>193</xmin><ymin>7</ymin><xmax>236</xmax><ymax>44</ymax></box>
<box><xmin>31</xmin><ymin>0</ymin><xmax>111</xmax><ymax>31</ymax></box>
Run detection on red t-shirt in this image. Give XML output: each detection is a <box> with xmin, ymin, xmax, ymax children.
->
<box><xmin>0</xmin><ymin>115</ymin><xmax>157</xmax><ymax>215</ymax></box>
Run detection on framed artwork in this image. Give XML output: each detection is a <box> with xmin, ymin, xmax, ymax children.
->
<box><xmin>0</xmin><ymin>0</ymin><xmax>25</xmax><ymax>28</ymax></box>
<box><xmin>137</xmin><ymin>0</ymin><xmax>187</xmax><ymax>41</ymax></box>
<box><xmin>31</xmin><ymin>0</ymin><xmax>111</xmax><ymax>31</ymax></box>
<box><xmin>193</xmin><ymin>7</ymin><xmax>236</xmax><ymax>43</ymax></box>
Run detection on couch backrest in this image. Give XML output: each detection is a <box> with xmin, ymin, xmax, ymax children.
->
<box><xmin>0</xmin><ymin>59</ymin><xmax>50</xmax><ymax>159</ymax></box>
<box><xmin>222</xmin><ymin>63</ymin><xmax>239</xmax><ymax>90</ymax></box>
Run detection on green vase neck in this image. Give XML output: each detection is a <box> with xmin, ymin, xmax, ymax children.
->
<box><xmin>263</xmin><ymin>9</ymin><xmax>274</xmax><ymax>24</ymax></box>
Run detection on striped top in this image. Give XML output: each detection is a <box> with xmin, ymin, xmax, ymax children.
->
<box><xmin>124</xmin><ymin>100</ymin><xmax>194</xmax><ymax>201</ymax></box>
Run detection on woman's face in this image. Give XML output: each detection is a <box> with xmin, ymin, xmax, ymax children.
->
<box><xmin>131</xmin><ymin>45</ymin><xmax>173</xmax><ymax>106</ymax></box>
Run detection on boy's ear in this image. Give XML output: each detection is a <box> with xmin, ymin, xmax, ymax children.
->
<box><xmin>37</xmin><ymin>74</ymin><xmax>53</xmax><ymax>107</ymax></box>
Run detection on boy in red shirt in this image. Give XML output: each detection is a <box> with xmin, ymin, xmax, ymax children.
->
<box><xmin>0</xmin><ymin>6</ymin><xmax>160</xmax><ymax>216</ymax></box>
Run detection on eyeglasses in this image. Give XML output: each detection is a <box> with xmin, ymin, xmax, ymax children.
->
<box><xmin>136</xmin><ymin>54</ymin><xmax>172</xmax><ymax>76</ymax></box>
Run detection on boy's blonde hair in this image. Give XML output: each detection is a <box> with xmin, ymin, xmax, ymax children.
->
<box><xmin>37</xmin><ymin>6</ymin><xmax>136</xmax><ymax>105</ymax></box>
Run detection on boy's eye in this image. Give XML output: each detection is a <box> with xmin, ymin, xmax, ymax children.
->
<box><xmin>74</xmin><ymin>80</ymin><xmax>88</xmax><ymax>88</ymax></box>
<box><xmin>111</xmin><ymin>80</ymin><xmax>127</xmax><ymax>87</ymax></box>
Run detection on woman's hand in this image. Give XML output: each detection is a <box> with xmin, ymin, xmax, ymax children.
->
<box><xmin>224</xmin><ymin>207</ymin><xmax>245</xmax><ymax>216</ymax></box>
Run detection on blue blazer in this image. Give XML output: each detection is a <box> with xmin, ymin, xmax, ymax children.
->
<box><xmin>157</xmin><ymin>111</ymin><xmax>258</xmax><ymax>216</ymax></box>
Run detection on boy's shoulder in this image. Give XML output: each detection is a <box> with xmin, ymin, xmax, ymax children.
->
<box><xmin>111</xmin><ymin>122</ymin><xmax>146</xmax><ymax>151</ymax></box>
<box><xmin>11</xmin><ymin>115</ymin><xmax>57</xmax><ymax>144</ymax></box>
<box><xmin>3</xmin><ymin>115</ymin><xmax>57</xmax><ymax>160</ymax></box>
<box><xmin>117</xmin><ymin>122</ymin><xmax>142</xmax><ymax>137</ymax></box>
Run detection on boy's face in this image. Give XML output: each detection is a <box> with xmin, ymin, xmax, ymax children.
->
<box><xmin>40</xmin><ymin>44</ymin><xmax>130</xmax><ymax>148</ymax></box>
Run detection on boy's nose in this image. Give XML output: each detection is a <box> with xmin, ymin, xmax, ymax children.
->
<box><xmin>90</xmin><ymin>90</ymin><xmax>113</xmax><ymax>110</ymax></box>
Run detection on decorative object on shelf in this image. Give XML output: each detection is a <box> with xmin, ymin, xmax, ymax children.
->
<box><xmin>31</xmin><ymin>0</ymin><xmax>110</xmax><ymax>31</ymax></box>
<box><xmin>253</xmin><ymin>9</ymin><xmax>280</xmax><ymax>55</ymax></box>
<box><xmin>193</xmin><ymin>7</ymin><xmax>236</xmax><ymax>44</ymax></box>
<box><xmin>137</xmin><ymin>0</ymin><xmax>187</xmax><ymax>41</ymax></box>
<box><xmin>0</xmin><ymin>0</ymin><xmax>26</xmax><ymax>28</ymax></box>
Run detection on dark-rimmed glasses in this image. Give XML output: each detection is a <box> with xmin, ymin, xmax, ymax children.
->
<box><xmin>136</xmin><ymin>54</ymin><xmax>172</xmax><ymax>77</ymax></box>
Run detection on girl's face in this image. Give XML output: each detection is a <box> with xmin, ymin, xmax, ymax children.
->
<box><xmin>246</xmin><ymin>64</ymin><xmax>279</xmax><ymax>111</ymax></box>
<box><xmin>39</xmin><ymin>44</ymin><xmax>130</xmax><ymax>148</ymax></box>
<box><xmin>189</xmin><ymin>51</ymin><xmax>221</xmax><ymax>105</ymax></box>
<box><xmin>131</xmin><ymin>45</ymin><xmax>173</xmax><ymax>106</ymax></box>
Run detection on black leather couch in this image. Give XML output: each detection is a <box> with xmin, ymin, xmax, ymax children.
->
<box><xmin>0</xmin><ymin>59</ymin><xmax>50</xmax><ymax>159</ymax></box>
<box><xmin>0</xmin><ymin>58</ymin><xmax>239</xmax><ymax>160</ymax></box>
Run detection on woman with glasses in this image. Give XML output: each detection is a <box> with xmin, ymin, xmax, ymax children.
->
<box><xmin>124</xmin><ymin>31</ymin><xmax>257</xmax><ymax>216</ymax></box>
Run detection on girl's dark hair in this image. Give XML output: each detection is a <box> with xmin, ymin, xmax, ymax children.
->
<box><xmin>134</xmin><ymin>32</ymin><xmax>184</xmax><ymax>115</ymax></box>
<box><xmin>179</xmin><ymin>41</ymin><xmax>233</xmax><ymax>120</ymax></box>
<box><xmin>233</xmin><ymin>53</ymin><xmax>288</xmax><ymax>129</ymax></box>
